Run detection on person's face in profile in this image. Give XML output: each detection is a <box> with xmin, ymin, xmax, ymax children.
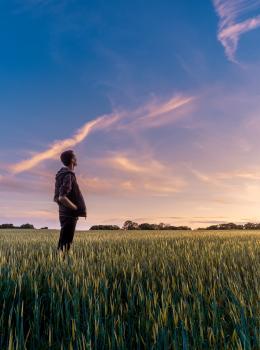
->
<box><xmin>72</xmin><ymin>154</ymin><xmax>77</xmax><ymax>167</ymax></box>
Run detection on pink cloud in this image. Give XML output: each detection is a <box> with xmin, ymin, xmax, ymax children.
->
<box><xmin>213</xmin><ymin>0</ymin><xmax>260</xmax><ymax>62</ymax></box>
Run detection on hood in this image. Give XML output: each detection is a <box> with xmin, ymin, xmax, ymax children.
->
<box><xmin>55</xmin><ymin>167</ymin><xmax>75</xmax><ymax>180</ymax></box>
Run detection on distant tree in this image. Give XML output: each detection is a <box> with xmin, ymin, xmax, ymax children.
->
<box><xmin>0</xmin><ymin>223</ymin><xmax>14</xmax><ymax>229</ymax></box>
<box><xmin>163</xmin><ymin>225</ymin><xmax>191</xmax><ymax>230</ymax></box>
<box><xmin>206</xmin><ymin>225</ymin><xmax>219</xmax><ymax>230</ymax></box>
<box><xmin>175</xmin><ymin>226</ymin><xmax>191</xmax><ymax>230</ymax></box>
<box><xmin>122</xmin><ymin>220</ymin><xmax>139</xmax><ymax>230</ymax></box>
<box><xmin>20</xmin><ymin>223</ymin><xmax>35</xmax><ymax>229</ymax></box>
<box><xmin>40</xmin><ymin>227</ymin><xmax>48</xmax><ymax>230</ymax></box>
<box><xmin>151</xmin><ymin>224</ymin><xmax>160</xmax><ymax>229</ymax></box>
<box><xmin>244</xmin><ymin>222</ymin><xmax>260</xmax><ymax>229</ymax></box>
<box><xmin>158</xmin><ymin>222</ymin><xmax>166</xmax><ymax>229</ymax></box>
<box><xmin>234</xmin><ymin>225</ymin><xmax>244</xmax><ymax>230</ymax></box>
<box><xmin>219</xmin><ymin>223</ymin><xmax>239</xmax><ymax>230</ymax></box>
<box><xmin>139</xmin><ymin>222</ymin><xmax>158</xmax><ymax>230</ymax></box>
<box><xmin>89</xmin><ymin>225</ymin><xmax>120</xmax><ymax>230</ymax></box>
<box><xmin>206</xmin><ymin>223</ymin><xmax>243</xmax><ymax>230</ymax></box>
<box><xmin>244</xmin><ymin>222</ymin><xmax>255</xmax><ymax>229</ymax></box>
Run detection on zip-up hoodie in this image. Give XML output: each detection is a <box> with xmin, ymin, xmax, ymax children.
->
<box><xmin>53</xmin><ymin>167</ymin><xmax>87</xmax><ymax>217</ymax></box>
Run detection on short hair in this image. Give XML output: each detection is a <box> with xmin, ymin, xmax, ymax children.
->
<box><xmin>60</xmin><ymin>150</ymin><xmax>74</xmax><ymax>166</ymax></box>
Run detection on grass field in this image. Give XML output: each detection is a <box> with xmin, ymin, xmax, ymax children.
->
<box><xmin>0</xmin><ymin>229</ymin><xmax>259</xmax><ymax>349</ymax></box>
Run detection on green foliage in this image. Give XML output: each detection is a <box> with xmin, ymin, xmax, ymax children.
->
<box><xmin>90</xmin><ymin>225</ymin><xmax>120</xmax><ymax>230</ymax></box>
<box><xmin>0</xmin><ymin>223</ymin><xmax>35</xmax><ymax>229</ymax></box>
<box><xmin>122</xmin><ymin>220</ymin><xmax>191</xmax><ymax>230</ymax></box>
<box><xmin>0</xmin><ymin>229</ymin><xmax>259</xmax><ymax>349</ymax></box>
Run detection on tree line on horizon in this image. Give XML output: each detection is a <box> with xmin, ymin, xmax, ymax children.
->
<box><xmin>90</xmin><ymin>220</ymin><xmax>260</xmax><ymax>230</ymax></box>
<box><xmin>0</xmin><ymin>223</ymin><xmax>46</xmax><ymax>229</ymax></box>
<box><xmin>197</xmin><ymin>222</ymin><xmax>260</xmax><ymax>230</ymax></box>
<box><xmin>1</xmin><ymin>220</ymin><xmax>260</xmax><ymax>230</ymax></box>
<box><xmin>90</xmin><ymin>221</ymin><xmax>191</xmax><ymax>230</ymax></box>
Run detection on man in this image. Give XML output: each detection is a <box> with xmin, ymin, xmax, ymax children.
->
<box><xmin>53</xmin><ymin>150</ymin><xmax>87</xmax><ymax>254</ymax></box>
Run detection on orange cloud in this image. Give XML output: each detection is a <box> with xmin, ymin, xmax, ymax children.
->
<box><xmin>0</xmin><ymin>208</ymin><xmax>57</xmax><ymax>220</ymax></box>
<box><xmin>79</xmin><ymin>152</ymin><xmax>187</xmax><ymax>196</ymax></box>
<box><xmin>102</xmin><ymin>154</ymin><xmax>165</xmax><ymax>174</ymax></box>
<box><xmin>189</xmin><ymin>165</ymin><xmax>260</xmax><ymax>190</ymax></box>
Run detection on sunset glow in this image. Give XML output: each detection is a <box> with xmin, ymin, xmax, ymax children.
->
<box><xmin>1</xmin><ymin>0</ymin><xmax>260</xmax><ymax>229</ymax></box>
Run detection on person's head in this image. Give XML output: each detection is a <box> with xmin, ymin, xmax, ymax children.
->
<box><xmin>60</xmin><ymin>150</ymin><xmax>77</xmax><ymax>168</ymax></box>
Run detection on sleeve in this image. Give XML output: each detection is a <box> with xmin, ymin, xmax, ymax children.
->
<box><xmin>59</xmin><ymin>174</ymin><xmax>73</xmax><ymax>197</ymax></box>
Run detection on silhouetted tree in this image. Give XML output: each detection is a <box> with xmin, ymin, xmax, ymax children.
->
<box><xmin>122</xmin><ymin>220</ymin><xmax>139</xmax><ymax>230</ymax></box>
<box><xmin>206</xmin><ymin>223</ymin><xmax>243</xmax><ymax>230</ymax></box>
<box><xmin>138</xmin><ymin>223</ymin><xmax>155</xmax><ymax>230</ymax></box>
<box><xmin>0</xmin><ymin>223</ymin><xmax>14</xmax><ymax>229</ymax></box>
<box><xmin>244</xmin><ymin>222</ymin><xmax>260</xmax><ymax>229</ymax></box>
<box><xmin>90</xmin><ymin>225</ymin><xmax>120</xmax><ymax>230</ymax></box>
<box><xmin>163</xmin><ymin>225</ymin><xmax>191</xmax><ymax>230</ymax></box>
<box><xmin>20</xmin><ymin>223</ymin><xmax>35</xmax><ymax>229</ymax></box>
<box><xmin>158</xmin><ymin>222</ymin><xmax>166</xmax><ymax>229</ymax></box>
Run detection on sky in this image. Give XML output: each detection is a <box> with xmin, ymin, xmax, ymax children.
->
<box><xmin>1</xmin><ymin>0</ymin><xmax>260</xmax><ymax>229</ymax></box>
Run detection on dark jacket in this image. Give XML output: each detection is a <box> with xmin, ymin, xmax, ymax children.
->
<box><xmin>53</xmin><ymin>167</ymin><xmax>87</xmax><ymax>217</ymax></box>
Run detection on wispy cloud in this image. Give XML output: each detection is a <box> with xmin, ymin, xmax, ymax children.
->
<box><xmin>116</xmin><ymin>94</ymin><xmax>196</xmax><ymax>130</ymax></box>
<box><xmin>216</xmin><ymin>170</ymin><xmax>260</xmax><ymax>180</ymax></box>
<box><xmin>7</xmin><ymin>93</ymin><xmax>194</xmax><ymax>175</ymax></box>
<box><xmin>8</xmin><ymin>113</ymin><xmax>120</xmax><ymax>174</ymax></box>
<box><xmin>85</xmin><ymin>176</ymin><xmax>186</xmax><ymax>197</ymax></box>
<box><xmin>187</xmin><ymin>166</ymin><xmax>224</xmax><ymax>187</ymax></box>
<box><xmin>0</xmin><ymin>173</ymin><xmax>51</xmax><ymax>193</ymax></box>
<box><xmin>1</xmin><ymin>152</ymin><xmax>186</xmax><ymax>198</ymax></box>
<box><xmin>102</xmin><ymin>153</ymin><xmax>165</xmax><ymax>174</ymax></box>
<box><xmin>213</xmin><ymin>0</ymin><xmax>260</xmax><ymax>62</ymax></box>
<box><xmin>77</xmin><ymin>152</ymin><xmax>187</xmax><ymax>197</ymax></box>
<box><xmin>190</xmin><ymin>165</ymin><xmax>260</xmax><ymax>184</ymax></box>
<box><xmin>145</xmin><ymin>95</ymin><xmax>194</xmax><ymax>118</ymax></box>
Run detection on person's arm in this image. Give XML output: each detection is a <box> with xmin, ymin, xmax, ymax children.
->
<box><xmin>58</xmin><ymin>195</ymin><xmax>78</xmax><ymax>210</ymax></box>
<box><xmin>58</xmin><ymin>174</ymin><xmax>78</xmax><ymax>210</ymax></box>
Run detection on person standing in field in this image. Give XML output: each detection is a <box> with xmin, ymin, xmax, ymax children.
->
<box><xmin>53</xmin><ymin>150</ymin><xmax>87</xmax><ymax>254</ymax></box>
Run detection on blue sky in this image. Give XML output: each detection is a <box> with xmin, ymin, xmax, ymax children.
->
<box><xmin>1</xmin><ymin>0</ymin><xmax>260</xmax><ymax>229</ymax></box>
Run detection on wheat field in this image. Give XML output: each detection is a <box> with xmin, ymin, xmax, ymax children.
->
<box><xmin>0</xmin><ymin>229</ymin><xmax>259</xmax><ymax>349</ymax></box>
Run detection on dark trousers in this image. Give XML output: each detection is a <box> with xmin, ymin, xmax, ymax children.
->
<box><xmin>57</xmin><ymin>215</ymin><xmax>78</xmax><ymax>252</ymax></box>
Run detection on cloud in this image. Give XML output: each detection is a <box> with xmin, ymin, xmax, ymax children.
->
<box><xmin>0</xmin><ymin>91</ymin><xmax>193</xmax><ymax>218</ymax></box>
<box><xmin>213</xmin><ymin>0</ymin><xmax>260</xmax><ymax>62</ymax></box>
<box><xmin>3</xmin><ymin>209</ymin><xmax>57</xmax><ymax>220</ymax></box>
<box><xmin>8</xmin><ymin>113</ymin><xmax>120</xmax><ymax>174</ymax></box>
<box><xmin>115</xmin><ymin>94</ymin><xmax>196</xmax><ymax>130</ymax></box>
<box><xmin>145</xmin><ymin>95</ymin><xmax>194</xmax><ymax>119</ymax></box>
<box><xmin>189</xmin><ymin>165</ymin><xmax>260</xmax><ymax>185</ymax></box>
<box><xmin>79</xmin><ymin>173</ymin><xmax>186</xmax><ymax>197</ymax></box>
<box><xmin>77</xmin><ymin>152</ymin><xmax>186</xmax><ymax>197</ymax></box>
<box><xmin>0</xmin><ymin>173</ymin><xmax>51</xmax><ymax>193</ymax></box>
<box><xmin>216</xmin><ymin>170</ymin><xmax>260</xmax><ymax>180</ymax></box>
<box><xmin>187</xmin><ymin>167</ymin><xmax>223</xmax><ymax>187</ymax></box>
<box><xmin>7</xmin><ymin>93</ymin><xmax>194</xmax><ymax>175</ymax></box>
<box><xmin>101</xmin><ymin>153</ymin><xmax>165</xmax><ymax>174</ymax></box>
<box><xmin>0</xmin><ymin>153</ymin><xmax>186</xmax><ymax>198</ymax></box>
